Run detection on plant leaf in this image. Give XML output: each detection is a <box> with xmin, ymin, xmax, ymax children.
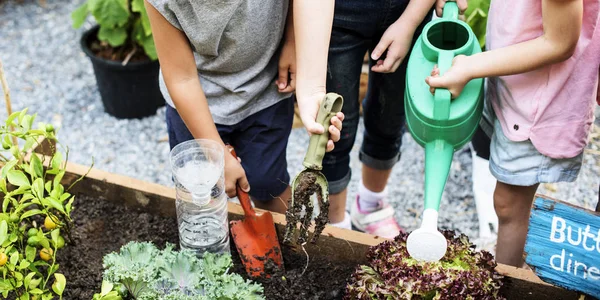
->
<box><xmin>26</xmin><ymin>246</ymin><xmax>36</xmax><ymax>262</ymax></box>
<box><xmin>6</xmin><ymin>111</ymin><xmax>20</xmax><ymax>128</ymax></box>
<box><xmin>32</xmin><ymin>178</ymin><xmax>44</xmax><ymax>199</ymax></box>
<box><xmin>52</xmin><ymin>273</ymin><xmax>66</xmax><ymax>295</ymax></box>
<box><xmin>10</xmin><ymin>251</ymin><xmax>18</xmax><ymax>266</ymax></box>
<box><xmin>45</xmin><ymin>180</ymin><xmax>52</xmax><ymax>193</ymax></box>
<box><xmin>51</xmin><ymin>229</ymin><xmax>60</xmax><ymax>247</ymax></box>
<box><xmin>89</xmin><ymin>0</ymin><xmax>130</xmax><ymax>28</ymax></box>
<box><xmin>1</xmin><ymin>160</ymin><xmax>17</xmax><ymax>179</ymax></box>
<box><xmin>137</xmin><ymin>32</ymin><xmax>157</xmax><ymax>60</ymax></box>
<box><xmin>44</xmin><ymin>197</ymin><xmax>66</xmax><ymax>214</ymax></box>
<box><xmin>18</xmin><ymin>108</ymin><xmax>28</xmax><ymax>126</ymax></box>
<box><xmin>71</xmin><ymin>2</ymin><xmax>89</xmax><ymax>29</ymax></box>
<box><xmin>53</xmin><ymin>170</ymin><xmax>65</xmax><ymax>190</ymax></box>
<box><xmin>20</xmin><ymin>209</ymin><xmax>43</xmax><ymax>221</ymax></box>
<box><xmin>131</xmin><ymin>0</ymin><xmax>151</xmax><ymax>35</ymax></box>
<box><xmin>7</xmin><ymin>170</ymin><xmax>30</xmax><ymax>187</ymax></box>
<box><xmin>30</xmin><ymin>154</ymin><xmax>43</xmax><ymax>178</ymax></box>
<box><xmin>98</xmin><ymin>26</ymin><xmax>128</xmax><ymax>47</ymax></box>
<box><xmin>0</xmin><ymin>220</ymin><xmax>7</xmax><ymax>245</ymax></box>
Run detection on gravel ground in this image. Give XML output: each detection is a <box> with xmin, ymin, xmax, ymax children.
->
<box><xmin>1</xmin><ymin>0</ymin><xmax>599</xmax><ymax>252</ymax></box>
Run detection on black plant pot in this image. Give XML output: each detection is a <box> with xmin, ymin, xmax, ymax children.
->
<box><xmin>80</xmin><ymin>26</ymin><xmax>165</xmax><ymax>119</ymax></box>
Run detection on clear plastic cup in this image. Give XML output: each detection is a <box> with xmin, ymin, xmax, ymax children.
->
<box><xmin>169</xmin><ymin>139</ymin><xmax>230</xmax><ymax>255</ymax></box>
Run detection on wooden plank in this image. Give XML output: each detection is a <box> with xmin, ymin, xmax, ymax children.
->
<box><xmin>50</xmin><ymin>156</ymin><xmax>585</xmax><ymax>298</ymax></box>
<box><xmin>524</xmin><ymin>196</ymin><xmax>600</xmax><ymax>297</ymax></box>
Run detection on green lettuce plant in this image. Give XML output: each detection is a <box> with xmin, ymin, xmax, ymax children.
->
<box><xmin>95</xmin><ymin>241</ymin><xmax>265</xmax><ymax>300</ymax></box>
<box><xmin>0</xmin><ymin>109</ymin><xmax>88</xmax><ymax>299</ymax></box>
<box><xmin>70</xmin><ymin>0</ymin><xmax>157</xmax><ymax>61</ymax></box>
<box><xmin>344</xmin><ymin>230</ymin><xmax>504</xmax><ymax>300</ymax></box>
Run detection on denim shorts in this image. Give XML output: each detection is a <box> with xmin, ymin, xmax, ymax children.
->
<box><xmin>321</xmin><ymin>0</ymin><xmax>432</xmax><ymax>194</ymax></box>
<box><xmin>490</xmin><ymin>119</ymin><xmax>583</xmax><ymax>186</ymax></box>
<box><xmin>166</xmin><ymin>98</ymin><xmax>294</xmax><ymax>201</ymax></box>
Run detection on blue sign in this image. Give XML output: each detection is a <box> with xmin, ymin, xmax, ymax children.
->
<box><xmin>525</xmin><ymin>196</ymin><xmax>600</xmax><ymax>297</ymax></box>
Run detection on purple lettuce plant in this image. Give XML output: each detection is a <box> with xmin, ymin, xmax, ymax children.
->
<box><xmin>344</xmin><ymin>230</ymin><xmax>505</xmax><ymax>300</ymax></box>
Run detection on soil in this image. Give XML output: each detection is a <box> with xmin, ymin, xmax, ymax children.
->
<box><xmin>284</xmin><ymin>172</ymin><xmax>330</xmax><ymax>245</ymax></box>
<box><xmin>52</xmin><ymin>194</ymin><xmax>357</xmax><ymax>299</ymax></box>
<box><xmin>88</xmin><ymin>39</ymin><xmax>149</xmax><ymax>63</ymax></box>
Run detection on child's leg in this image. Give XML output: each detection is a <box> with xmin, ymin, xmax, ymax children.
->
<box><xmin>493</xmin><ymin>181</ymin><xmax>538</xmax><ymax>267</ymax></box>
<box><xmin>320</xmin><ymin>1</ymin><xmax>372</xmax><ymax>227</ymax></box>
<box><xmin>489</xmin><ymin>118</ymin><xmax>583</xmax><ymax>267</ymax></box>
<box><xmin>229</xmin><ymin>98</ymin><xmax>295</xmax><ymax>214</ymax></box>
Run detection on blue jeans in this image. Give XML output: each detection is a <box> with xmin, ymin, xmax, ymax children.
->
<box><xmin>166</xmin><ymin>98</ymin><xmax>294</xmax><ymax>201</ymax></box>
<box><xmin>322</xmin><ymin>0</ymin><xmax>432</xmax><ymax>194</ymax></box>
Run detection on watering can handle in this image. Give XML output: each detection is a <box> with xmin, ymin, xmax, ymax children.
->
<box><xmin>303</xmin><ymin>93</ymin><xmax>344</xmax><ymax>170</ymax></box>
<box><xmin>442</xmin><ymin>2</ymin><xmax>460</xmax><ymax>20</ymax></box>
<box><xmin>433</xmin><ymin>50</ymin><xmax>454</xmax><ymax>121</ymax></box>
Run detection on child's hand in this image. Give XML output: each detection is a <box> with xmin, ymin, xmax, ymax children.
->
<box><xmin>297</xmin><ymin>92</ymin><xmax>345</xmax><ymax>152</ymax></box>
<box><xmin>435</xmin><ymin>0</ymin><xmax>468</xmax><ymax>18</ymax></box>
<box><xmin>425</xmin><ymin>55</ymin><xmax>472</xmax><ymax>98</ymax></box>
<box><xmin>371</xmin><ymin>20</ymin><xmax>413</xmax><ymax>73</ymax></box>
<box><xmin>224</xmin><ymin>149</ymin><xmax>250</xmax><ymax>198</ymax></box>
<box><xmin>276</xmin><ymin>41</ymin><xmax>296</xmax><ymax>93</ymax></box>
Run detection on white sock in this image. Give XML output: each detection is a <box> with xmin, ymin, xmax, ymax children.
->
<box><xmin>330</xmin><ymin>211</ymin><xmax>352</xmax><ymax>229</ymax></box>
<box><xmin>358</xmin><ymin>181</ymin><xmax>387</xmax><ymax>212</ymax></box>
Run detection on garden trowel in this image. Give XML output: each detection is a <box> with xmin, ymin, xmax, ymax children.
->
<box><xmin>283</xmin><ymin>93</ymin><xmax>343</xmax><ymax>245</ymax></box>
<box><xmin>228</xmin><ymin>147</ymin><xmax>284</xmax><ymax>279</ymax></box>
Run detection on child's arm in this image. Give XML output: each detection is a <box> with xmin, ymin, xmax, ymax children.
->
<box><xmin>144</xmin><ymin>1</ymin><xmax>250</xmax><ymax>197</ymax></box>
<box><xmin>426</xmin><ymin>0</ymin><xmax>583</xmax><ymax>98</ymax></box>
<box><xmin>293</xmin><ymin>0</ymin><xmax>344</xmax><ymax>151</ymax></box>
<box><xmin>370</xmin><ymin>0</ymin><xmax>436</xmax><ymax>73</ymax></box>
<box><xmin>276</xmin><ymin>0</ymin><xmax>296</xmax><ymax>94</ymax></box>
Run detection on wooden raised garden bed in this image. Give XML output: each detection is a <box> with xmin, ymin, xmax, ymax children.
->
<box><xmin>30</xmin><ymin>143</ymin><xmax>590</xmax><ymax>300</ymax></box>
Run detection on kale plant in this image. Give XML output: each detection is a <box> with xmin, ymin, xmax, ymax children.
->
<box><xmin>94</xmin><ymin>241</ymin><xmax>265</xmax><ymax>300</ymax></box>
<box><xmin>344</xmin><ymin>230</ymin><xmax>504</xmax><ymax>300</ymax></box>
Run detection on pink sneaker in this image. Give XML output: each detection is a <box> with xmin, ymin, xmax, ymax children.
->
<box><xmin>350</xmin><ymin>196</ymin><xmax>402</xmax><ymax>239</ymax></box>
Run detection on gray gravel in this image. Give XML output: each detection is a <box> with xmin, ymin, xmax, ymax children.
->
<box><xmin>1</xmin><ymin>0</ymin><xmax>598</xmax><ymax>251</ymax></box>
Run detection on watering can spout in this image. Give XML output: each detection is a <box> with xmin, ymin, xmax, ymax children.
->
<box><xmin>424</xmin><ymin>139</ymin><xmax>454</xmax><ymax>211</ymax></box>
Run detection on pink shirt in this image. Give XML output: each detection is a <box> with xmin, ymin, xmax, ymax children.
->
<box><xmin>486</xmin><ymin>0</ymin><xmax>600</xmax><ymax>159</ymax></box>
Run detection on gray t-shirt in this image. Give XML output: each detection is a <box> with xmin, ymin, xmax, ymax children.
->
<box><xmin>147</xmin><ymin>0</ymin><xmax>291</xmax><ymax>125</ymax></box>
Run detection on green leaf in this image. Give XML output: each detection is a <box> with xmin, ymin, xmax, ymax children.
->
<box><xmin>100</xmin><ymin>280</ymin><xmax>114</xmax><ymax>295</ymax></box>
<box><xmin>10</xmin><ymin>251</ymin><xmax>18</xmax><ymax>266</ymax></box>
<box><xmin>138</xmin><ymin>33</ymin><xmax>157</xmax><ymax>61</ymax></box>
<box><xmin>45</xmin><ymin>181</ymin><xmax>52</xmax><ymax>193</ymax></box>
<box><xmin>24</xmin><ymin>272</ymin><xmax>35</xmax><ymax>288</ymax></box>
<box><xmin>6</xmin><ymin>111</ymin><xmax>20</xmax><ymax>127</ymax></box>
<box><xmin>51</xmin><ymin>229</ymin><xmax>60</xmax><ymax>247</ymax></box>
<box><xmin>29</xmin><ymin>277</ymin><xmax>41</xmax><ymax>289</ymax></box>
<box><xmin>21</xmin><ymin>115</ymin><xmax>32</xmax><ymax>131</ymax></box>
<box><xmin>59</xmin><ymin>192</ymin><xmax>71</xmax><ymax>203</ymax></box>
<box><xmin>45</xmin><ymin>197</ymin><xmax>66</xmax><ymax>214</ymax></box>
<box><xmin>2</xmin><ymin>195</ymin><xmax>9</xmax><ymax>213</ymax></box>
<box><xmin>29</xmin><ymin>288</ymin><xmax>43</xmax><ymax>295</ymax></box>
<box><xmin>131</xmin><ymin>0</ymin><xmax>151</xmax><ymax>35</ymax></box>
<box><xmin>53</xmin><ymin>170</ymin><xmax>65</xmax><ymax>190</ymax></box>
<box><xmin>18</xmin><ymin>109</ymin><xmax>28</xmax><ymax>127</ymax></box>
<box><xmin>98</xmin><ymin>26</ymin><xmax>128</xmax><ymax>47</ymax></box>
<box><xmin>50</xmin><ymin>152</ymin><xmax>63</xmax><ymax>172</ymax></box>
<box><xmin>32</xmin><ymin>178</ymin><xmax>44</xmax><ymax>199</ymax></box>
<box><xmin>26</xmin><ymin>246</ymin><xmax>36</xmax><ymax>262</ymax></box>
<box><xmin>30</xmin><ymin>154</ymin><xmax>43</xmax><ymax>178</ymax></box>
<box><xmin>65</xmin><ymin>197</ymin><xmax>74</xmax><ymax>215</ymax></box>
<box><xmin>39</xmin><ymin>238</ymin><xmax>50</xmax><ymax>250</ymax></box>
<box><xmin>7</xmin><ymin>170</ymin><xmax>30</xmax><ymax>187</ymax></box>
<box><xmin>0</xmin><ymin>220</ymin><xmax>7</xmax><ymax>245</ymax></box>
<box><xmin>19</xmin><ymin>259</ymin><xmax>30</xmax><ymax>270</ymax></box>
<box><xmin>1</xmin><ymin>160</ymin><xmax>17</xmax><ymax>179</ymax></box>
<box><xmin>20</xmin><ymin>209</ymin><xmax>43</xmax><ymax>221</ymax></box>
<box><xmin>71</xmin><ymin>2</ymin><xmax>89</xmax><ymax>29</ymax></box>
<box><xmin>89</xmin><ymin>0</ymin><xmax>130</xmax><ymax>28</ymax></box>
<box><xmin>52</xmin><ymin>273</ymin><xmax>66</xmax><ymax>295</ymax></box>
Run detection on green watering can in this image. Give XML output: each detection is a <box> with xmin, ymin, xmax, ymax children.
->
<box><xmin>404</xmin><ymin>2</ymin><xmax>484</xmax><ymax>262</ymax></box>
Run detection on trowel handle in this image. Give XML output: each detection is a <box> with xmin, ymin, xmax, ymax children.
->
<box><xmin>226</xmin><ymin>145</ymin><xmax>256</xmax><ymax>218</ymax></box>
<box><xmin>303</xmin><ymin>93</ymin><xmax>344</xmax><ymax>170</ymax></box>
<box><xmin>442</xmin><ymin>2</ymin><xmax>460</xmax><ymax>20</ymax></box>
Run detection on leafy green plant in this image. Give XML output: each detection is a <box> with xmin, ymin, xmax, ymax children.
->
<box><xmin>70</xmin><ymin>0</ymin><xmax>157</xmax><ymax>61</ymax></box>
<box><xmin>344</xmin><ymin>230</ymin><xmax>504</xmax><ymax>300</ymax></box>
<box><xmin>95</xmin><ymin>241</ymin><xmax>265</xmax><ymax>300</ymax></box>
<box><xmin>0</xmin><ymin>109</ymin><xmax>87</xmax><ymax>299</ymax></box>
<box><xmin>465</xmin><ymin>0</ymin><xmax>491</xmax><ymax>49</ymax></box>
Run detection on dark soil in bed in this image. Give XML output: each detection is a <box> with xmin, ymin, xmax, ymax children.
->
<box><xmin>54</xmin><ymin>195</ymin><xmax>357</xmax><ymax>299</ymax></box>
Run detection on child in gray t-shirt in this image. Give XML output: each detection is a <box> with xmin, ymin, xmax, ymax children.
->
<box><xmin>144</xmin><ymin>0</ymin><xmax>343</xmax><ymax>213</ymax></box>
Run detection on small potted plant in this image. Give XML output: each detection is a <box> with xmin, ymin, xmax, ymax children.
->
<box><xmin>71</xmin><ymin>0</ymin><xmax>165</xmax><ymax>119</ymax></box>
